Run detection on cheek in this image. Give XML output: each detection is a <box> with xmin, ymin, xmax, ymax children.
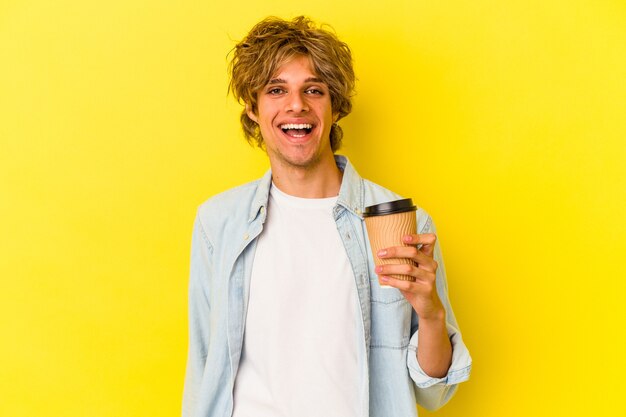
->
<box><xmin>256</xmin><ymin>111</ymin><xmax>273</xmax><ymax>127</ymax></box>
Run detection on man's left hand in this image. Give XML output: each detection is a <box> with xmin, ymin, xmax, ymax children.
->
<box><xmin>375</xmin><ymin>233</ymin><xmax>445</xmax><ymax>320</ymax></box>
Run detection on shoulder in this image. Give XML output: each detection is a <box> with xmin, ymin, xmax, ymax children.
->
<box><xmin>198</xmin><ymin>180</ymin><xmax>260</xmax><ymax>215</ymax></box>
<box><xmin>361</xmin><ymin>178</ymin><xmax>402</xmax><ymax>205</ymax></box>
<box><xmin>195</xmin><ymin>179</ymin><xmax>262</xmax><ymax>236</ymax></box>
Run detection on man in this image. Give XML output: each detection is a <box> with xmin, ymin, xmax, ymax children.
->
<box><xmin>183</xmin><ymin>16</ymin><xmax>471</xmax><ymax>417</ymax></box>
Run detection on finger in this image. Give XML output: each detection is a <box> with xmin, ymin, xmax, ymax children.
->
<box><xmin>380</xmin><ymin>275</ymin><xmax>434</xmax><ymax>294</ymax></box>
<box><xmin>380</xmin><ymin>276</ymin><xmax>418</xmax><ymax>292</ymax></box>
<box><xmin>375</xmin><ymin>264</ymin><xmax>436</xmax><ymax>281</ymax></box>
<box><xmin>377</xmin><ymin>246</ymin><xmax>419</xmax><ymax>260</ymax></box>
<box><xmin>377</xmin><ymin>247</ymin><xmax>438</xmax><ymax>272</ymax></box>
<box><xmin>403</xmin><ymin>233</ymin><xmax>436</xmax><ymax>257</ymax></box>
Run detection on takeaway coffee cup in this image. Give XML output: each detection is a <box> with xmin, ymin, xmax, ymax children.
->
<box><xmin>363</xmin><ymin>198</ymin><xmax>417</xmax><ymax>287</ymax></box>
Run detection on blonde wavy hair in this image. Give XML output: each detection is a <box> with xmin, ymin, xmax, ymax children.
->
<box><xmin>228</xmin><ymin>16</ymin><xmax>355</xmax><ymax>152</ymax></box>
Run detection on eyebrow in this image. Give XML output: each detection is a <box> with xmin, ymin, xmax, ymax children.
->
<box><xmin>267</xmin><ymin>77</ymin><xmax>324</xmax><ymax>85</ymax></box>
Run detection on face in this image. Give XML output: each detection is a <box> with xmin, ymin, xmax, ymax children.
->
<box><xmin>248</xmin><ymin>55</ymin><xmax>336</xmax><ymax>172</ymax></box>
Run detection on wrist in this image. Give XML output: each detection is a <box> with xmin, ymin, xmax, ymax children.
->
<box><xmin>418</xmin><ymin>306</ymin><xmax>446</xmax><ymax>323</ymax></box>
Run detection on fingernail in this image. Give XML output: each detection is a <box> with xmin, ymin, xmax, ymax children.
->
<box><xmin>403</xmin><ymin>235</ymin><xmax>412</xmax><ymax>243</ymax></box>
<box><xmin>381</xmin><ymin>276</ymin><xmax>390</xmax><ymax>282</ymax></box>
<box><xmin>375</xmin><ymin>266</ymin><xmax>382</xmax><ymax>273</ymax></box>
<box><xmin>377</xmin><ymin>249</ymin><xmax>387</xmax><ymax>257</ymax></box>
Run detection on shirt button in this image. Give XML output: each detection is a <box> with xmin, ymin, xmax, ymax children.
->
<box><xmin>243</xmin><ymin>233</ymin><xmax>249</xmax><ymax>240</ymax></box>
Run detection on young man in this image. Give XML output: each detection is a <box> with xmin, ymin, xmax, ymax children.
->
<box><xmin>183</xmin><ymin>16</ymin><xmax>471</xmax><ymax>417</ymax></box>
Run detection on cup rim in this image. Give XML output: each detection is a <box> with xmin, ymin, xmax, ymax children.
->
<box><xmin>363</xmin><ymin>198</ymin><xmax>417</xmax><ymax>217</ymax></box>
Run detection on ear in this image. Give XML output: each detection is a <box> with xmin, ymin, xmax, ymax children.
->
<box><xmin>246</xmin><ymin>104</ymin><xmax>258</xmax><ymax>123</ymax></box>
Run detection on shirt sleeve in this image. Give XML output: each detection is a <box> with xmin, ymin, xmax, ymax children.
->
<box><xmin>406</xmin><ymin>215</ymin><xmax>472</xmax><ymax>411</ymax></box>
<box><xmin>182</xmin><ymin>214</ymin><xmax>213</xmax><ymax>417</ymax></box>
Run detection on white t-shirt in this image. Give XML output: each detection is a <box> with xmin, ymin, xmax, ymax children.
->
<box><xmin>232</xmin><ymin>183</ymin><xmax>360</xmax><ymax>417</ymax></box>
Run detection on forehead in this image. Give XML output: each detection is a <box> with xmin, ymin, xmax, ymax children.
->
<box><xmin>269</xmin><ymin>55</ymin><xmax>321</xmax><ymax>82</ymax></box>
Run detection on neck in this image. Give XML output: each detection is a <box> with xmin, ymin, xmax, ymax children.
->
<box><xmin>270</xmin><ymin>155</ymin><xmax>343</xmax><ymax>198</ymax></box>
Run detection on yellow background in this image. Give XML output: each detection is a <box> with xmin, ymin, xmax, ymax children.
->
<box><xmin>1</xmin><ymin>0</ymin><xmax>624</xmax><ymax>416</ymax></box>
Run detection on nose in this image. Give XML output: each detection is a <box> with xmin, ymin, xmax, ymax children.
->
<box><xmin>285</xmin><ymin>92</ymin><xmax>309</xmax><ymax>113</ymax></box>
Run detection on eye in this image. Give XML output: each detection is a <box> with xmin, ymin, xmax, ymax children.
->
<box><xmin>267</xmin><ymin>87</ymin><xmax>285</xmax><ymax>95</ymax></box>
<box><xmin>305</xmin><ymin>87</ymin><xmax>324</xmax><ymax>95</ymax></box>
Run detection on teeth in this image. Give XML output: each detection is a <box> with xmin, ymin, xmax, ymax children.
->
<box><xmin>280</xmin><ymin>123</ymin><xmax>313</xmax><ymax>130</ymax></box>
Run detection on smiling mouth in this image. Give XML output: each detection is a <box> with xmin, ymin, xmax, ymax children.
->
<box><xmin>280</xmin><ymin>123</ymin><xmax>313</xmax><ymax>138</ymax></box>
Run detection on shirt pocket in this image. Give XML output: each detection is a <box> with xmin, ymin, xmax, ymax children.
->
<box><xmin>370</xmin><ymin>295</ymin><xmax>412</xmax><ymax>350</ymax></box>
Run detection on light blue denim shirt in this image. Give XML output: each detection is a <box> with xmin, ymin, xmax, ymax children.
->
<box><xmin>183</xmin><ymin>156</ymin><xmax>472</xmax><ymax>417</ymax></box>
